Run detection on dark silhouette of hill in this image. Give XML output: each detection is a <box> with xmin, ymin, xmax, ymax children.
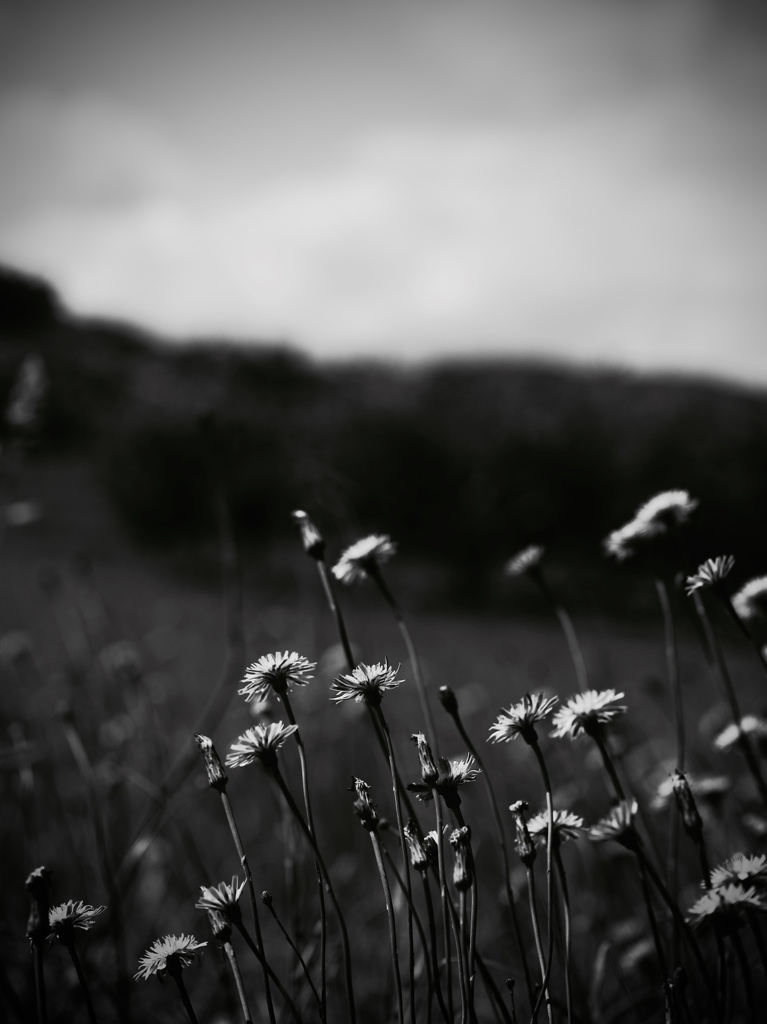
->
<box><xmin>2</xmin><ymin>263</ymin><xmax>766</xmax><ymax>611</ymax></box>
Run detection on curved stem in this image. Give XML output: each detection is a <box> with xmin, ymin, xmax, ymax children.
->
<box><xmin>588</xmin><ymin>727</ymin><xmax>625</xmax><ymax>802</ymax></box>
<box><xmin>370</xmin><ymin>830</ymin><xmax>405</xmax><ymax>1024</ymax></box>
<box><xmin>172</xmin><ymin>973</ymin><xmax>199</xmax><ymax>1024</ymax></box>
<box><xmin>434</xmin><ymin>799</ymin><xmax>454</xmax><ymax>1022</ymax></box>
<box><xmin>223</xmin><ymin>941</ymin><xmax>252</xmax><ymax>1024</ymax></box>
<box><xmin>536</xmin><ymin>574</ymin><xmax>588</xmax><ymax>694</ymax></box>
<box><xmin>65</xmin><ymin>941</ymin><xmax>98</xmax><ymax>1024</ymax></box>
<box><xmin>526</xmin><ymin>864</ymin><xmax>553</xmax><ymax>1024</ymax></box>
<box><xmin>552</xmin><ymin>846</ymin><xmax>573</xmax><ymax>1024</ymax></box>
<box><xmin>316</xmin><ymin>560</ymin><xmax>356</xmax><ymax>671</ymax></box>
<box><xmin>263</xmin><ymin>898</ymin><xmax>322</xmax><ymax>1014</ymax></box>
<box><xmin>422</xmin><ymin>872</ymin><xmax>452</xmax><ymax>1024</ymax></box>
<box><xmin>233</xmin><ymin>920</ymin><xmax>303</xmax><ymax>1024</ymax></box>
<box><xmin>529</xmin><ymin>742</ymin><xmax>555</xmax><ymax>1024</ymax></box>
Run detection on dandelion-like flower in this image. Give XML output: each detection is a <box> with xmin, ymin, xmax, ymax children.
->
<box><xmin>48</xmin><ymin>901</ymin><xmax>105</xmax><ymax>943</ymax></box>
<box><xmin>239</xmin><ymin>651</ymin><xmax>316</xmax><ymax>703</ymax></box>
<box><xmin>489</xmin><ymin>693</ymin><xmax>558</xmax><ymax>745</ymax></box>
<box><xmin>551</xmin><ymin>689</ymin><xmax>627</xmax><ymax>739</ymax></box>
<box><xmin>195</xmin><ymin>877</ymin><xmax>246</xmax><ymax>920</ymax></box>
<box><xmin>331</xmin><ymin>660</ymin><xmax>403</xmax><ymax>707</ymax></box>
<box><xmin>685</xmin><ymin>555</ymin><xmax>735</xmax><ymax>596</ymax></box>
<box><xmin>603</xmin><ymin>518</ymin><xmax>661</xmax><ymax>562</ymax></box>
<box><xmin>504</xmin><ymin>545</ymin><xmax>544</xmax><ymax>578</ymax></box>
<box><xmin>588</xmin><ymin>800</ymin><xmax>638</xmax><ymax>848</ymax></box>
<box><xmin>634</xmin><ymin>490</ymin><xmax>698</xmax><ymax>529</ymax></box>
<box><xmin>527</xmin><ymin>809</ymin><xmax>584</xmax><ymax>845</ymax></box>
<box><xmin>332</xmin><ymin>534</ymin><xmax>397</xmax><ymax>584</ymax></box>
<box><xmin>731</xmin><ymin>576</ymin><xmax>767</xmax><ymax>622</ymax></box>
<box><xmin>407</xmin><ymin>753</ymin><xmax>481</xmax><ymax>809</ymax></box>
<box><xmin>714</xmin><ymin>715</ymin><xmax>767</xmax><ymax>752</ymax></box>
<box><xmin>710</xmin><ymin>854</ymin><xmax>767</xmax><ymax>890</ymax></box>
<box><xmin>135</xmin><ymin>934</ymin><xmax>207</xmax><ymax>981</ymax></box>
<box><xmin>291</xmin><ymin>510</ymin><xmax>325</xmax><ymax>559</ymax></box>
<box><xmin>687</xmin><ymin>885</ymin><xmax>766</xmax><ymax>929</ymax></box>
<box><xmin>225</xmin><ymin>722</ymin><xmax>298</xmax><ymax>771</ymax></box>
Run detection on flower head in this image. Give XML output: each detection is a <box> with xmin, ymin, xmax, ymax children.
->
<box><xmin>225</xmin><ymin>722</ymin><xmax>298</xmax><ymax>771</ymax></box>
<box><xmin>688</xmin><ymin>885</ymin><xmax>766</xmax><ymax>930</ymax></box>
<box><xmin>332</xmin><ymin>534</ymin><xmax>396</xmax><ymax>584</ymax></box>
<box><xmin>351</xmin><ymin>776</ymin><xmax>379</xmax><ymax>831</ymax></box>
<box><xmin>731</xmin><ymin>576</ymin><xmax>767</xmax><ymax>623</ymax></box>
<box><xmin>685</xmin><ymin>555</ymin><xmax>735</xmax><ymax>597</ymax></box>
<box><xmin>407</xmin><ymin>753</ymin><xmax>481</xmax><ymax>809</ymax></box>
<box><xmin>634</xmin><ymin>490</ymin><xmax>698</xmax><ymax>530</ymax></box>
<box><xmin>48</xmin><ymin>901</ymin><xmax>105</xmax><ymax>943</ymax></box>
<box><xmin>194</xmin><ymin>734</ymin><xmax>228</xmax><ymax>791</ymax></box>
<box><xmin>450</xmin><ymin>827</ymin><xmax>473</xmax><ymax>891</ymax></box>
<box><xmin>504</xmin><ymin>545</ymin><xmax>544</xmax><ymax>578</ymax></box>
<box><xmin>195</xmin><ymin>877</ymin><xmax>246</xmax><ymax>920</ymax></box>
<box><xmin>489</xmin><ymin>693</ymin><xmax>558</xmax><ymax>745</ymax></box>
<box><xmin>603</xmin><ymin>518</ymin><xmax>662</xmax><ymax>562</ymax></box>
<box><xmin>710</xmin><ymin>854</ymin><xmax>767</xmax><ymax>890</ymax></box>
<box><xmin>135</xmin><ymin>934</ymin><xmax>206</xmax><ymax>981</ymax></box>
<box><xmin>403</xmin><ymin>820</ymin><xmax>430</xmax><ymax>871</ymax></box>
<box><xmin>527</xmin><ymin>809</ymin><xmax>584</xmax><ymax>845</ymax></box>
<box><xmin>291</xmin><ymin>510</ymin><xmax>325</xmax><ymax>559</ymax></box>
<box><xmin>652</xmin><ymin>771</ymin><xmax>730</xmax><ymax>811</ymax></box>
<box><xmin>25</xmin><ymin>866</ymin><xmax>51</xmax><ymax>946</ymax></box>
<box><xmin>588</xmin><ymin>800</ymin><xmax>639</xmax><ymax>848</ymax></box>
<box><xmin>412</xmin><ymin>731</ymin><xmax>440</xmax><ymax>785</ymax></box>
<box><xmin>509</xmin><ymin>800</ymin><xmax>536</xmax><ymax>865</ymax></box>
<box><xmin>714</xmin><ymin>715</ymin><xmax>767</xmax><ymax>752</ymax></box>
<box><xmin>331</xmin><ymin>661</ymin><xmax>403</xmax><ymax>707</ymax></box>
<box><xmin>551</xmin><ymin>689</ymin><xmax>627</xmax><ymax>739</ymax></box>
<box><xmin>239</xmin><ymin>652</ymin><xmax>316</xmax><ymax>704</ymax></box>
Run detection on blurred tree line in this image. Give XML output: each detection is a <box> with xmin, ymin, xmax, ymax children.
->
<box><xmin>3</xmin><ymin>265</ymin><xmax>767</xmax><ymax>612</ymax></box>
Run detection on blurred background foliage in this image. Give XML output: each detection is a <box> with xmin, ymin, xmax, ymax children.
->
<box><xmin>3</xmin><ymin>263</ymin><xmax>767</xmax><ymax>616</ymax></box>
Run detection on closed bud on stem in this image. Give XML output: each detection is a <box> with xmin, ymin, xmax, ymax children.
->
<box><xmin>403</xmin><ymin>820</ymin><xmax>430</xmax><ymax>872</ymax></box>
<box><xmin>510</xmin><ymin>801</ymin><xmax>536</xmax><ymax>867</ymax></box>
<box><xmin>195</xmin><ymin>733</ymin><xmax>228</xmax><ymax>791</ymax></box>
<box><xmin>351</xmin><ymin>776</ymin><xmax>379</xmax><ymax>831</ymax></box>
<box><xmin>25</xmin><ymin>866</ymin><xmax>52</xmax><ymax>947</ymax></box>
<box><xmin>412</xmin><ymin>732</ymin><xmax>439</xmax><ymax>785</ymax></box>
<box><xmin>291</xmin><ymin>510</ymin><xmax>326</xmax><ymax>560</ymax></box>
<box><xmin>671</xmin><ymin>770</ymin><xmax>703</xmax><ymax>839</ymax></box>
<box><xmin>260</xmin><ymin>890</ymin><xmax>273</xmax><ymax>908</ymax></box>
<box><xmin>450</xmin><ymin>826</ymin><xmax>473</xmax><ymax>892</ymax></box>
<box><xmin>438</xmin><ymin>685</ymin><xmax>459</xmax><ymax>716</ymax></box>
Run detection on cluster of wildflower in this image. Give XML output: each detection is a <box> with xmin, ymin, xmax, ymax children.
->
<box><xmin>603</xmin><ymin>490</ymin><xmax>697</xmax><ymax>561</ymax></box>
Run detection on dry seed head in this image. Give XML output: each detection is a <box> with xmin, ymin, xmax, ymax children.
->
<box><xmin>291</xmin><ymin>510</ymin><xmax>325</xmax><ymax>560</ymax></box>
<box><xmin>670</xmin><ymin>770</ymin><xmax>703</xmax><ymax>837</ymax></box>
<box><xmin>438</xmin><ymin>685</ymin><xmax>459</xmax><ymax>716</ymax></box>
<box><xmin>509</xmin><ymin>801</ymin><xmax>536</xmax><ymax>866</ymax></box>
<box><xmin>403</xmin><ymin>820</ymin><xmax>430</xmax><ymax>872</ymax></box>
<box><xmin>194</xmin><ymin>733</ymin><xmax>228</xmax><ymax>791</ymax></box>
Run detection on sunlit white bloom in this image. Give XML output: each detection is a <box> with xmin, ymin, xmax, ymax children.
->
<box><xmin>588</xmin><ymin>800</ymin><xmax>638</xmax><ymax>845</ymax></box>
<box><xmin>527</xmin><ymin>809</ymin><xmax>584</xmax><ymax>844</ymax></box>
<box><xmin>685</xmin><ymin>555</ymin><xmax>735</xmax><ymax>596</ymax></box>
<box><xmin>687</xmin><ymin>884</ymin><xmax>766</xmax><ymax>928</ymax></box>
<box><xmin>731</xmin><ymin>576</ymin><xmax>767</xmax><ymax>623</ymax></box>
<box><xmin>134</xmin><ymin>934</ymin><xmax>206</xmax><ymax>981</ymax></box>
<box><xmin>226</xmin><ymin>722</ymin><xmax>298</xmax><ymax>769</ymax></box>
<box><xmin>551</xmin><ymin>689</ymin><xmax>627</xmax><ymax>739</ymax></box>
<box><xmin>331</xmin><ymin>660</ymin><xmax>403</xmax><ymax>706</ymax></box>
<box><xmin>48</xmin><ymin>901</ymin><xmax>105</xmax><ymax>942</ymax></box>
<box><xmin>634</xmin><ymin>490</ymin><xmax>698</xmax><ymax>529</ymax></box>
<box><xmin>195</xmin><ymin>877</ymin><xmax>246</xmax><ymax>917</ymax></box>
<box><xmin>651</xmin><ymin>771</ymin><xmax>730</xmax><ymax>811</ymax></box>
<box><xmin>714</xmin><ymin>715</ymin><xmax>767</xmax><ymax>752</ymax></box>
<box><xmin>489</xmin><ymin>693</ymin><xmax>558</xmax><ymax>744</ymax></box>
<box><xmin>504</xmin><ymin>545</ymin><xmax>544</xmax><ymax>578</ymax></box>
<box><xmin>603</xmin><ymin>518</ymin><xmax>662</xmax><ymax>562</ymax></box>
<box><xmin>710</xmin><ymin>854</ymin><xmax>767</xmax><ymax>890</ymax></box>
<box><xmin>332</xmin><ymin>534</ymin><xmax>396</xmax><ymax>584</ymax></box>
<box><xmin>239</xmin><ymin>651</ymin><xmax>316</xmax><ymax>703</ymax></box>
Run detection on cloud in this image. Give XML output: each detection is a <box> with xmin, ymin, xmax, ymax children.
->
<box><xmin>2</xmin><ymin>73</ymin><xmax>767</xmax><ymax>383</ymax></box>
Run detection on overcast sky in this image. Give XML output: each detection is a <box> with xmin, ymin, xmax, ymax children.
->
<box><xmin>2</xmin><ymin>0</ymin><xmax>767</xmax><ymax>383</ymax></box>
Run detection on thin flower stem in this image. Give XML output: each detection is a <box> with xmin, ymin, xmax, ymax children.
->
<box><xmin>719</xmin><ymin>591</ymin><xmax>767</xmax><ymax>681</ymax></box>
<box><xmin>442</xmin><ymin>704</ymin><xmax>535</xmax><ymax>1012</ymax></box>
<box><xmin>32</xmin><ymin>942</ymin><xmax>46</xmax><ymax>1024</ymax></box>
<box><xmin>219</xmin><ymin>790</ymin><xmax>277</xmax><ymax>1024</ymax></box>
<box><xmin>172</xmin><ymin>973</ymin><xmax>199</xmax><ymax>1024</ymax></box>
<box><xmin>64</xmin><ymin>940</ymin><xmax>99</xmax><ymax>1024</ymax></box>
<box><xmin>282</xmin><ymin>692</ymin><xmax>327</xmax><ymax>1022</ymax></box>
<box><xmin>635</xmin><ymin>854</ymin><xmax>669</xmax><ymax>981</ymax></box>
<box><xmin>370</xmin><ymin>829</ymin><xmax>406</xmax><ymax>1024</ymax></box>
<box><xmin>271</xmin><ymin>766</ymin><xmax>357</xmax><ymax>1024</ymax></box>
<box><xmin>376</xmin><ymin>707</ymin><xmax>416</xmax><ymax>1024</ymax></box>
<box><xmin>525</xmin><ymin>864</ymin><xmax>553</xmax><ymax>1024</ymax></box>
<box><xmin>434</xmin><ymin>798</ymin><xmax>455</xmax><ymax>1023</ymax></box>
<box><xmin>233</xmin><ymin>920</ymin><xmax>302</xmax><ymax>1024</ymax></box>
<box><xmin>223</xmin><ymin>941</ymin><xmax>253</xmax><ymax>1024</ymax></box>
<box><xmin>370</xmin><ymin>564</ymin><xmax>438</xmax><ymax>750</ymax></box>
<box><xmin>459</xmin><ymin>890</ymin><xmax>470</xmax><ymax>1024</ymax></box>
<box><xmin>552</xmin><ymin>846</ymin><xmax>573</xmax><ymax>1024</ymax></box>
<box><xmin>262</xmin><ymin>899</ymin><xmax>322</xmax><ymax>1015</ymax></box>
<box><xmin>528</xmin><ymin>743</ymin><xmax>554</xmax><ymax>1024</ymax></box>
<box><xmin>746</xmin><ymin>910</ymin><xmax>767</xmax><ymax>979</ymax></box>
<box><xmin>315</xmin><ymin>559</ymin><xmax>356</xmax><ymax>671</ymax></box>
<box><xmin>588</xmin><ymin>727</ymin><xmax>626</xmax><ymax>802</ymax></box>
<box><xmin>728</xmin><ymin>927</ymin><xmax>755</xmax><ymax>1022</ymax></box>
<box><xmin>421</xmin><ymin>871</ymin><xmax>452</xmax><ymax>1024</ymax></box>
<box><xmin>535</xmin><ymin>574</ymin><xmax>588</xmax><ymax>694</ymax></box>
<box><xmin>693</xmin><ymin>595</ymin><xmax>767</xmax><ymax>808</ymax></box>
<box><xmin>450</xmin><ymin>806</ymin><xmax>478</xmax><ymax>1024</ymax></box>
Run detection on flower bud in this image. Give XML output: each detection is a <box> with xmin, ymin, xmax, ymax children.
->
<box><xmin>403</xmin><ymin>820</ymin><xmax>430</xmax><ymax>872</ymax></box>
<box><xmin>291</xmin><ymin>510</ymin><xmax>326</xmax><ymax>560</ymax></box>
<box><xmin>671</xmin><ymin>770</ymin><xmax>703</xmax><ymax>839</ymax></box>
<box><xmin>510</xmin><ymin>801</ymin><xmax>536</xmax><ymax>866</ymax></box>
<box><xmin>450</xmin><ymin>827</ymin><xmax>473</xmax><ymax>892</ymax></box>
<box><xmin>195</xmin><ymin>734</ymin><xmax>228</xmax><ymax>792</ymax></box>
<box><xmin>438</xmin><ymin>685</ymin><xmax>458</xmax><ymax>716</ymax></box>
<box><xmin>412</xmin><ymin>732</ymin><xmax>439</xmax><ymax>786</ymax></box>
<box><xmin>351</xmin><ymin>777</ymin><xmax>379</xmax><ymax>832</ymax></box>
<box><xmin>207</xmin><ymin>909</ymin><xmax>232</xmax><ymax>943</ymax></box>
<box><xmin>26</xmin><ymin>866</ymin><xmax>51</xmax><ymax>947</ymax></box>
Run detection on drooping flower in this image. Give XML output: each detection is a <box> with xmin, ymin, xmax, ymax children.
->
<box><xmin>134</xmin><ymin>934</ymin><xmax>206</xmax><ymax>981</ymax></box>
<box><xmin>633</xmin><ymin>490</ymin><xmax>698</xmax><ymax>530</ymax></box>
<box><xmin>504</xmin><ymin>545</ymin><xmax>544</xmax><ymax>578</ymax></box>
<box><xmin>731</xmin><ymin>576</ymin><xmax>767</xmax><ymax>623</ymax></box>
<box><xmin>714</xmin><ymin>715</ymin><xmax>767</xmax><ymax>752</ymax></box>
<box><xmin>603</xmin><ymin>518</ymin><xmax>662</xmax><ymax>562</ymax></box>
<box><xmin>685</xmin><ymin>555</ymin><xmax>735</xmax><ymax>597</ymax></box>
<box><xmin>403</xmin><ymin>820</ymin><xmax>430</xmax><ymax>872</ymax></box>
<box><xmin>332</xmin><ymin>535</ymin><xmax>397</xmax><ymax>584</ymax></box>
<box><xmin>225</xmin><ymin>722</ymin><xmax>298</xmax><ymax>770</ymax></box>
<box><xmin>551</xmin><ymin>689</ymin><xmax>627</xmax><ymax>739</ymax></box>
<box><xmin>489</xmin><ymin>693</ymin><xmax>558</xmax><ymax>745</ymax></box>
<box><xmin>239</xmin><ymin>652</ymin><xmax>316</xmax><ymax>704</ymax></box>
<box><xmin>710</xmin><ymin>854</ymin><xmax>767</xmax><ymax>890</ymax></box>
<box><xmin>687</xmin><ymin>884</ymin><xmax>766</xmax><ymax>929</ymax></box>
<box><xmin>527</xmin><ymin>809</ymin><xmax>584</xmax><ymax>845</ymax></box>
<box><xmin>588</xmin><ymin>800</ymin><xmax>638</xmax><ymax>847</ymax></box>
<box><xmin>331</xmin><ymin>661</ymin><xmax>403</xmax><ymax>707</ymax></box>
<box><xmin>195</xmin><ymin>877</ymin><xmax>246</xmax><ymax>920</ymax></box>
<box><xmin>291</xmin><ymin>510</ymin><xmax>326</xmax><ymax>560</ymax></box>
<box><xmin>48</xmin><ymin>901</ymin><xmax>105</xmax><ymax>943</ymax></box>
